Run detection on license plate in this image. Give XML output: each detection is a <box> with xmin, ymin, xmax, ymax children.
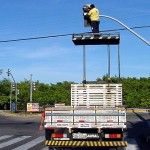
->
<box><xmin>78</xmin><ymin>123</ymin><xmax>91</xmax><ymax>128</ymax></box>
<box><xmin>56</xmin><ymin>123</ymin><xmax>69</xmax><ymax>127</ymax></box>
<box><xmin>73</xmin><ymin>133</ymin><xmax>87</xmax><ymax>139</ymax></box>
<box><xmin>73</xmin><ymin>133</ymin><xmax>99</xmax><ymax>139</ymax></box>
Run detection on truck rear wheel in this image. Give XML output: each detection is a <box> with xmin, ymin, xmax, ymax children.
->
<box><xmin>48</xmin><ymin>147</ymin><xmax>59</xmax><ymax>150</ymax></box>
<box><xmin>49</xmin><ymin>148</ymin><xmax>72</xmax><ymax>150</ymax></box>
<box><xmin>109</xmin><ymin>147</ymin><xmax>126</xmax><ymax>150</ymax></box>
<box><xmin>116</xmin><ymin>147</ymin><xmax>126</xmax><ymax>150</ymax></box>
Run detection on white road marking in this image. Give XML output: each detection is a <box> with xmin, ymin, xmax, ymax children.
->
<box><xmin>12</xmin><ymin>136</ymin><xmax>45</xmax><ymax>150</ymax></box>
<box><xmin>0</xmin><ymin>135</ymin><xmax>13</xmax><ymax>141</ymax></box>
<box><xmin>0</xmin><ymin>135</ymin><xmax>141</xmax><ymax>150</ymax></box>
<box><xmin>0</xmin><ymin>136</ymin><xmax>31</xmax><ymax>149</ymax></box>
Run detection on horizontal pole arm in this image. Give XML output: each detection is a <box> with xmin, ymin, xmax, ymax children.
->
<box><xmin>100</xmin><ymin>15</ymin><xmax>150</xmax><ymax>46</ymax></box>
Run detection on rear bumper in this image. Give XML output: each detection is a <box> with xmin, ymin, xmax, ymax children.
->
<box><xmin>45</xmin><ymin>140</ymin><xmax>128</xmax><ymax>147</ymax></box>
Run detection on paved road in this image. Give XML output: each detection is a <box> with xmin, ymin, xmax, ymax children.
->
<box><xmin>125</xmin><ymin>112</ymin><xmax>150</xmax><ymax>150</ymax></box>
<box><xmin>0</xmin><ymin>111</ymin><xmax>149</xmax><ymax>150</ymax></box>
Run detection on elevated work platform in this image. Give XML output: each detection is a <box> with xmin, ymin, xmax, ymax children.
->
<box><xmin>72</xmin><ymin>33</ymin><xmax>120</xmax><ymax>45</ymax></box>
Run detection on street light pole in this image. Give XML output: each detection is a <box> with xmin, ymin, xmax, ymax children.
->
<box><xmin>100</xmin><ymin>15</ymin><xmax>150</xmax><ymax>46</ymax></box>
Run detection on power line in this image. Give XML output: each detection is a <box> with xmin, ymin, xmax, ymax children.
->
<box><xmin>102</xmin><ymin>25</ymin><xmax>150</xmax><ymax>32</ymax></box>
<box><xmin>0</xmin><ymin>25</ymin><xmax>149</xmax><ymax>43</ymax></box>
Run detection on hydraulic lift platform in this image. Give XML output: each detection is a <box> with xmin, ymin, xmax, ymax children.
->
<box><xmin>72</xmin><ymin>32</ymin><xmax>121</xmax><ymax>84</ymax></box>
<box><xmin>72</xmin><ymin>33</ymin><xmax>120</xmax><ymax>45</ymax></box>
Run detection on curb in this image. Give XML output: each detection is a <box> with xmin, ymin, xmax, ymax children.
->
<box><xmin>126</xmin><ymin>109</ymin><xmax>150</xmax><ymax>113</ymax></box>
<box><xmin>1</xmin><ymin>110</ymin><xmax>41</xmax><ymax>117</ymax></box>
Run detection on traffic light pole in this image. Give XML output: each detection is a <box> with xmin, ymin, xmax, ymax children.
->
<box><xmin>9</xmin><ymin>82</ymin><xmax>12</xmax><ymax>111</ymax></box>
<box><xmin>15</xmin><ymin>83</ymin><xmax>17</xmax><ymax>111</ymax></box>
<box><xmin>100</xmin><ymin>15</ymin><xmax>150</xmax><ymax>46</ymax></box>
<box><xmin>7</xmin><ymin>69</ymin><xmax>18</xmax><ymax>111</ymax></box>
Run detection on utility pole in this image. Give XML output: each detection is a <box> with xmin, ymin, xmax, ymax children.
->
<box><xmin>30</xmin><ymin>74</ymin><xmax>33</xmax><ymax>104</ymax></box>
<box><xmin>15</xmin><ymin>83</ymin><xmax>17</xmax><ymax>111</ymax></box>
<box><xmin>9</xmin><ymin>82</ymin><xmax>12</xmax><ymax>111</ymax></box>
<box><xmin>29</xmin><ymin>74</ymin><xmax>37</xmax><ymax>114</ymax></box>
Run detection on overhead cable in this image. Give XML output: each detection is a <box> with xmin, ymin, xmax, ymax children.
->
<box><xmin>0</xmin><ymin>25</ymin><xmax>149</xmax><ymax>43</ymax></box>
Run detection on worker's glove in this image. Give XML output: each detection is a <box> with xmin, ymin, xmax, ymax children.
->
<box><xmin>83</xmin><ymin>13</ymin><xmax>88</xmax><ymax>16</ymax></box>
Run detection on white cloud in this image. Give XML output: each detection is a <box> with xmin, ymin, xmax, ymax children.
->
<box><xmin>23</xmin><ymin>46</ymin><xmax>69</xmax><ymax>59</ymax></box>
<box><xmin>0</xmin><ymin>44</ymin><xmax>71</xmax><ymax>59</ymax></box>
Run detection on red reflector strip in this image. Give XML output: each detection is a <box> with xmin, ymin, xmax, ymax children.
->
<box><xmin>107</xmin><ymin>120</ymin><xmax>113</xmax><ymax>122</ymax></box>
<box><xmin>79</xmin><ymin>120</ymin><xmax>85</xmax><ymax>122</ymax></box>
<box><xmin>57</xmin><ymin>120</ymin><xmax>63</xmax><ymax>122</ymax></box>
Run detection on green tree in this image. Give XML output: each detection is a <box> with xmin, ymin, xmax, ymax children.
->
<box><xmin>0</xmin><ymin>78</ymin><xmax>10</xmax><ymax>109</ymax></box>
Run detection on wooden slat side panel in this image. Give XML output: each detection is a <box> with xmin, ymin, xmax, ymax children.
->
<box><xmin>71</xmin><ymin>84</ymin><xmax>122</xmax><ymax>106</ymax></box>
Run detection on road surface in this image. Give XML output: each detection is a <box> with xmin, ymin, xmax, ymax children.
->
<box><xmin>0</xmin><ymin>111</ymin><xmax>149</xmax><ymax>150</ymax></box>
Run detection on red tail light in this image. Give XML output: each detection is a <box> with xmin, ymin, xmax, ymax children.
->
<box><xmin>52</xmin><ymin>133</ymin><xmax>63</xmax><ymax>138</ymax></box>
<box><xmin>105</xmin><ymin>134</ymin><xmax>121</xmax><ymax>138</ymax></box>
<box><xmin>52</xmin><ymin>133</ymin><xmax>67</xmax><ymax>138</ymax></box>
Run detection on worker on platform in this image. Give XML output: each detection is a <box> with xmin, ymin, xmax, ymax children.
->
<box><xmin>88</xmin><ymin>4</ymin><xmax>100</xmax><ymax>34</ymax></box>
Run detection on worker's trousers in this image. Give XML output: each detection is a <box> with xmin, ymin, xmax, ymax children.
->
<box><xmin>91</xmin><ymin>21</ymin><xmax>100</xmax><ymax>33</ymax></box>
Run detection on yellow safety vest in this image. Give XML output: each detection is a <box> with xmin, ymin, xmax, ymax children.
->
<box><xmin>88</xmin><ymin>8</ymin><xmax>99</xmax><ymax>21</ymax></box>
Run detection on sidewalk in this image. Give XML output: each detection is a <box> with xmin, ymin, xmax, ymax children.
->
<box><xmin>0</xmin><ymin>110</ymin><xmax>41</xmax><ymax>117</ymax></box>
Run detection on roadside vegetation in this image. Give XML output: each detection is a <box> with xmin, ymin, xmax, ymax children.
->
<box><xmin>0</xmin><ymin>73</ymin><xmax>150</xmax><ymax>110</ymax></box>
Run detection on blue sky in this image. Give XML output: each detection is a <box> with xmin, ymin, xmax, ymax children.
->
<box><xmin>0</xmin><ymin>0</ymin><xmax>150</xmax><ymax>84</ymax></box>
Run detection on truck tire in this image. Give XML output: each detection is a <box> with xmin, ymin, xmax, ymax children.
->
<box><xmin>109</xmin><ymin>148</ymin><xmax>126</xmax><ymax>150</ymax></box>
<box><xmin>49</xmin><ymin>147</ymin><xmax>59</xmax><ymax>150</ymax></box>
<box><xmin>116</xmin><ymin>147</ymin><xmax>126</xmax><ymax>150</ymax></box>
<box><xmin>49</xmin><ymin>148</ymin><xmax>72</xmax><ymax>150</ymax></box>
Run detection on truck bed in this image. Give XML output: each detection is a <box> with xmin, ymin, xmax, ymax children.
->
<box><xmin>44</xmin><ymin>106</ymin><xmax>126</xmax><ymax>129</ymax></box>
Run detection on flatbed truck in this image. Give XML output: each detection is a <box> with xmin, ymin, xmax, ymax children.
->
<box><xmin>44</xmin><ymin>33</ymin><xmax>128</xmax><ymax>150</ymax></box>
